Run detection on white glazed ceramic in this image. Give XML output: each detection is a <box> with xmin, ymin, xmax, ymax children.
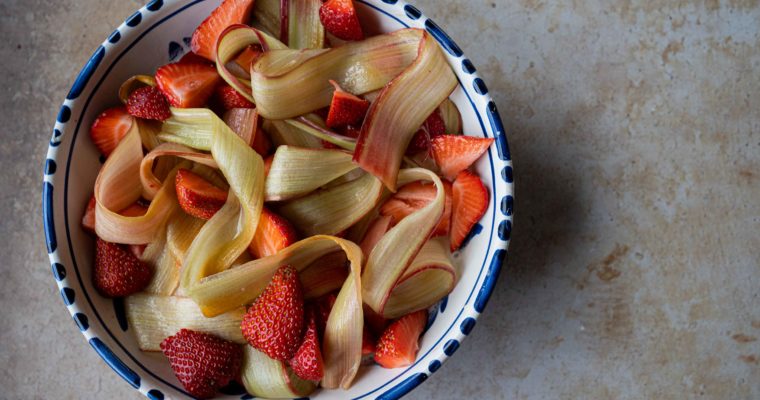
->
<box><xmin>42</xmin><ymin>1</ymin><xmax>514</xmax><ymax>398</ymax></box>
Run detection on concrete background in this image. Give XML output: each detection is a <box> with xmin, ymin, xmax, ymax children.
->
<box><xmin>1</xmin><ymin>0</ymin><xmax>758</xmax><ymax>398</ymax></box>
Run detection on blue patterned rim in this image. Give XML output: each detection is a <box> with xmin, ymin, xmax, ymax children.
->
<box><xmin>42</xmin><ymin>1</ymin><xmax>513</xmax><ymax>399</ymax></box>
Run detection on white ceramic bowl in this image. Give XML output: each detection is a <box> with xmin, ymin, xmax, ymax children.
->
<box><xmin>42</xmin><ymin>1</ymin><xmax>514</xmax><ymax>398</ymax></box>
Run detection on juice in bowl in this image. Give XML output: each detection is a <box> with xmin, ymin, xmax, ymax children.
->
<box><xmin>42</xmin><ymin>0</ymin><xmax>513</xmax><ymax>398</ymax></box>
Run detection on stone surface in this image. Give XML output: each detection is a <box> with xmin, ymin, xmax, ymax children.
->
<box><xmin>1</xmin><ymin>0</ymin><xmax>758</xmax><ymax>399</ymax></box>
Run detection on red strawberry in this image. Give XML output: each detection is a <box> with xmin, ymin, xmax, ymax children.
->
<box><xmin>93</xmin><ymin>238</ymin><xmax>153</xmax><ymax>298</ymax></box>
<box><xmin>175</xmin><ymin>168</ymin><xmax>228</xmax><ymax>220</ymax></box>
<box><xmin>379</xmin><ymin>180</ymin><xmax>453</xmax><ymax>236</ymax></box>
<box><xmin>248</xmin><ymin>208</ymin><xmax>297</xmax><ymax>258</ymax></box>
<box><xmin>160</xmin><ymin>329</ymin><xmax>243</xmax><ymax>399</ymax></box>
<box><xmin>407</xmin><ymin>110</ymin><xmax>447</xmax><ymax>155</ymax></box>
<box><xmin>191</xmin><ymin>0</ymin><xmax>256</xmax><ymax>60</ymax></box>
<box><xmin>264</xmin><ymin>155</ymin><xmax>274</xmax><ymax>177</ymax></box>
<box><xmin>326</xmin><ymin>81</ymin><xmax>370</xmax><ymax>129</ymax></box>
<box><xmin>289</xmin><ymin>310</ymin><xmax>324</xmax><ymax>381</ymax></box>
<box><xmin>319</xmin><ymin>0</ymin><xmax>364</xmax><ymax>41</ymax></box>
<box><xmin>82</xmin><ymin>195</ymin><xmax>97</xmax><ymax>234</ymax></box>
<box><xmin>431</xmin><ymin>135</ymin><xmax>494</xmax><ymax>180</ymax></box>
<box><xmin>450</xmin><ymin>170</ymin><xmax>489</xmax><ymax>251</ymax></box>
<box><xmin>374</xmin><ymin>310</ymin><xmax>427</xmax><ymax>369</ymax></box>
<box><xmin>126</xmin><ymin>86</ymin><xmax>171</xmax><ymax>121</ymax></box>
<box><xmin>214</xmin><ymin>85</ymin><xmax>254</xmax><ymax>110</ymax></box>
<box><xmin>90</xmin><ymin>106</ymin><xmax>134</xmax><ymax>157</ymax></box>
<box><xmin>234</xmin><ymin>44</ymin><xmax>263</xmax><ymax>71</ymax></box>
<box><xmin>241</xmin><ymin>265</ymin><xmax>305</xmax><ymax>361</ymax></box>
<box><xmin>155</xmin><ymin>62</ymin><xmax>221</xmax><ymax>108</ymax></box>
<box><xmin>119</xmin><ymin>202</ymin><xmax>149</xmax><ymax>217</ymax></box>
<box><xmin>178</xmin><ymin>51</ymin><xmax>212</xmax><ymax>65</ymax></box>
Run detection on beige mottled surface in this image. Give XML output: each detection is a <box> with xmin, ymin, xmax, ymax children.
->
<box><xmin>1</xmin><ymin>0</ymin><xmax>758</xmax><ymax>399</ymax></box>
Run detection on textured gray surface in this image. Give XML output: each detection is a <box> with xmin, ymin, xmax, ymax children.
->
<box><xmin>1</xmin><ymin>0</ymin><xmax>758</xmax><ymax>399</ymax></box>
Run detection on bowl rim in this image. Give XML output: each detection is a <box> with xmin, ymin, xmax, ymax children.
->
<box><xmin>42</xmin><ymin>0</ymin><xmax>514</xmax><ymax>399</ymax></box>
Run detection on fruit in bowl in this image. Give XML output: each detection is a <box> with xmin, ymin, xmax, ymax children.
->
<box><xmin>43</xmin><ymin>0</ymin><xmax>513</xmax><ymax>398</ymax></box>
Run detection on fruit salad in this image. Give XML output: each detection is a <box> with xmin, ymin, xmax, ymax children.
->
<box><xmin>82</xmin><ymin>0</ymin><xmax>493</xmax><ymax>398</ymax></box>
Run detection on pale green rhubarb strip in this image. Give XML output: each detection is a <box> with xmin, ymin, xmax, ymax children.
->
<box><xmin>126</xmin><ymin>293</ymin><xmax>245</xmax><ymax>351</ymax></box>
<box><xmin>265</xmin><ymin>145</ymin><xmax>357</xmax><ymax>201</ymax></box>
<box><xmin>242</xmin><ymin>346</ymin><xmax>317</xmax><ymax>398</ymax></box>
<box><xmin>287</xmin><ymin>0</ymin><xmax>324</xmax><ymax>49</ymax></box>
<box><xmin>353</xmin><ymin>31</ymin><xmax>458</xmax><ymax>190</ymax></box>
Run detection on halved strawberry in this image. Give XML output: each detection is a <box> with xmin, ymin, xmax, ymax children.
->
<box><xmin>93</xmin><ymin>238</ymin><xmax>153</xmax><ymax>298</ymax></box>
<box><xmin>379</xmin><ymin>180</ymin><xmax>453</xmax><ymax>236</ymax></box>
<box><xmin>155</xmin><ymin>62</ymin><xmax>221</xmax><ymax>108</ymax></box>
<box><xmin>248</xmin><ymin>208</ymin><xmax>297</xmax><ymax>258</ymax></box>
<box><xmin>289</xmin><ymin>309</ymin><xmax>324</xmax><ymax>381</ymax></box>
<box><xmin>178</xmin><ymin>51</ymin><xmax>212</xmax><ymax>65</ymax></box>
<box><xmin>191</xmin><ymin>0</ymin><xmax>256</xmax><ymax>60</ymax></box>
<box><xmin>234</xmin><ymin>44</ymin><xmax>262</xmax><ymax>72</ymax></box>
<box><xmin>362</xmin><ymin>325</ymin><xmax>376</xmax><ymax>357</ymax></box>
<box><xmin>325</xmin><ymin>81</ymin><xmax>370</xmax><ymax>129</ymax></box>
<box><xmin>450</xmin><ymin>170</ymin><xmax>489</xmax><ymax>251</ymax></box>
<box><xmin>89</xmin><ymin>106</ymin><xmax>134</xmax><ymax>157</ymax></box>
<box><xmin>313</xmin><ymin>293</ymin><xmax>338</xmax><ymax>337</ymax></box>
<box><xmin>175</xmin><ymin>168</ymin><xmax>228</xmax><ymax>220</ymax></box>
<box><xmin>241</xmin><ymin>265</ymin><xmax>305</xmax><ymax>361</ymax></box>
<box><xmin>214</xmin><ymin>84</ymin><xmax>254</xmax><ymax>110</ymax></box>
<box><xmin>374</xmin><ymin>310</ymin><xmax>427</xmax><ymax>369</ymax></box>
<box><xmin>126</xmin><ymin>86</ymin><xmax>171</xmax><ymax>121</ymax></box>
<box><xmin>407</xmin><ymin>109</ymin><xmax>447</xmax><ymax>155</ymax></box>
<box><xmin>119</xmin><ymin>202</ymin><xmax>149</xmax><ymax>217</ymax></box>
<box><xmin>319</xmin><ymin>0</ymin><xmax>364</xmax><ymax>41</ymax></box>
<box><xmin>431</xmin><ymin>135</ymin><xmax>494</xmax><ymax>180</ymax></box>
<box><xmin>160</xmin><ymin>329</ymin><xmax>243</xmax><ymax>399</ymax></box>
<box><xmin>82</xmin><ymin>195</ymin><xmax>97</xmax><ymax>234</ymax></box>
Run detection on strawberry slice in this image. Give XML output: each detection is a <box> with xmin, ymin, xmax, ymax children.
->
<box><xmin>214</xmin><ymin>84</ymin><xmax>254</xmax><ymax>110</ymax></box>
<box><xmin>379</xmin><ymin>180</ymin><xmax>453</xmax><ymax>236</ymax></box>
<box><xmin>175</xmin><ymin>168</ymin><xmax>228</xmax><ymax>220</ymax></box>
<box><xmin>89</xmin><ymin>106</ymin><xmax>134</xmax><ymax>157</ymax></box>
<box><xmin>319</xmin><ymin>0</ymin><xmax>364</xmax><ymax>41</ymax></box>
<box><xmin>160</xmin><ymin>329</ymin><xmax>243</xmax><ymax>399</ymax></box>
<box><xmin>191</xmin><ymin>0</ymin><xmax>256</xmax><ymax>60</ymax></box>
<box><xmin>362</xmin><ymin>325</ymin><xmax>376</xmax><ymax>357</ymax></box>
<box><xmin>93</xmin><ymin>238</ymin><xmax>153</xmax><ymax>298</ymax></box>
<box><xmin>241</xmin><ymin>265</ymin><xmax>305</xmax><ymax>361</ymax></box>
<box><xmin>407</xmin><ymin>109</ymin><xmax>447</xmax><ymax>155</ymax></box>
<box><xmin>178</xmin><ymin>51</ymin><xmax>212</xmax><ymax>65</ymax></box>
<box><xmin>234</xmin><ymin>44</ymin><xmax>262</xmax><ymax>72</ymax></box>
<box><xmin>289</xmin><ymin>309</ymin><xmax>324</xmax><ymax>381</ymax></box>
<box><xmin>374</xmin><ymin>310</ymin><xmax>427</xmax><ymax>369</ymax></box>
<box><xmin>126</xmin><ymin>86</ymin><xmax>171</xmax><ymax>121</ymax></box>
<box><xmin>431</xmin><ymin>135</ymin><xmax>495</xmax><ymax>180</ymax></box>
<box><xmin>248</xmin><ymin>208</ymin><xmax>297</xmax><ymax>258</ymax></box>
<box><xmin>325</xmin><ymin>81</ymin><xmax>370</xmax><ymax>129</ymax></box>
<box><xmin>450</xmin><ymin>170</ymin><xmax>489</xmax><ymax>251</ymax></box>
<box><xmin>312</xmin><ymin>293</ymin><xmax>337</xmax><ymax>337</ymax></box>
<box><xmin>155</xmin><ymin>62</ymin><xmax>221</xmax><ymax>108</ymax></box>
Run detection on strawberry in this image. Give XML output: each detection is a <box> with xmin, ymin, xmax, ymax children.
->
<box><xmin>175</xmin><ymin>168</ymin><xmax>228</xmax><ymax>220</ymax></box>
<box><xmin>374</xmin><ymin>310</ymin><xmax>427</xmax><ymax>369</ymax></box>
<box><xmin>313</xmin><ymin>293</ymin><xmax>338</xmax><ymax>337</ymax></box>
<box><xmin>289</xmin><ymin>309</ymin><xmax>324</xmax><ymax>381</ymax></box>
<box><xmin>126</xmin><ymin>86</ymin><xmax>171</xmax><ymax>121</ymax></box>
<box><xmin>407</xmin><ymin>109</ymin><xmax>447</xmax><ymax>155</ymax></box>
<box><xmin>241</xmin><ymin>265</ymin><xmax>305</xmax><ymax>361</ymax></box>
<box><xmin>326</xmin><ymin>81</ymin><xmax>370</xmax><ymax>129</ymax></box>
<box><xmin>379</xmin><ymin>180</ymin><xmax>453</xmax><ymax>236</ymax></box>
<box><xmin>82</xmin><ymin>195</ymin><xmax>97</xmax><ymax>234</ymax></box>
<box><xmin>93</xmin><ymin>238</ymin><xmax>153</xmax><ymax>298</ymax></box>
<box><xmin>214</xmin><ymin>85</ymin><xmax>254</xmax><ymax>110</ymax></box>
<box><xmin>89</xmin><ymin>106</ymin><xmax>134</xmax><ymax>157</ymax></box>
<box><xmin>450</xmin><ymin>170</ymin><xmax>489</xmax><ymax>251</ymax></box>
<box><xmin>155</xmin><ymin>62</ymin><xmax>221</xmax><ymax>108</ymax></box>
<box><xmin>160</xmin><ymin>329</ymin><xmax>243</xmax><ymax>399</ymax></box>
<box><xmin>178</xmin><ymin>51</ymin><xmax>212</xmax><ymax>65</ymax></box>
<box><xmin>264</xmin><ymin>154</ymin><xmax>274</xmax><ymax>177</ymax></box>
<box><xmin>234</xmin><ymin>44</ymin><xmax>262</xmax><ymax>72</ymax></box>
<box><xmin>119</xmin><ymin>202</ymin><xmax>148</xmax><ymax>217</ymax></box>
<box><xmin>248</xmin><ymin>208</ymin><xmax>297</xmax><ymax>258</ymax></box>
<box><xmin>319</xmin><ymin>0</ymin><xmax>364</xmax><ymax>41</ymax></box>
<box><xmin>191</xmin><ymin>0</ymin><xmax>256</xmax><ymax>60</ymax></box>
<box><xmin>431</xmin><ymin>135</ymin><xmax>494</xmax><ymax>180</ymax></box>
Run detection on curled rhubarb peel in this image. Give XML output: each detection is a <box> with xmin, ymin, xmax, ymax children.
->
<box><xmin>265</xmin><ymin>145</ymin><xmax>357</xmax><ymax>201</ymax></box>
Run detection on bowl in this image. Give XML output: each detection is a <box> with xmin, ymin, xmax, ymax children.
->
<box><xmin>42</xmin><ymin>0</ymin><xmax>514</xmax><ymax>398</ymax></box>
